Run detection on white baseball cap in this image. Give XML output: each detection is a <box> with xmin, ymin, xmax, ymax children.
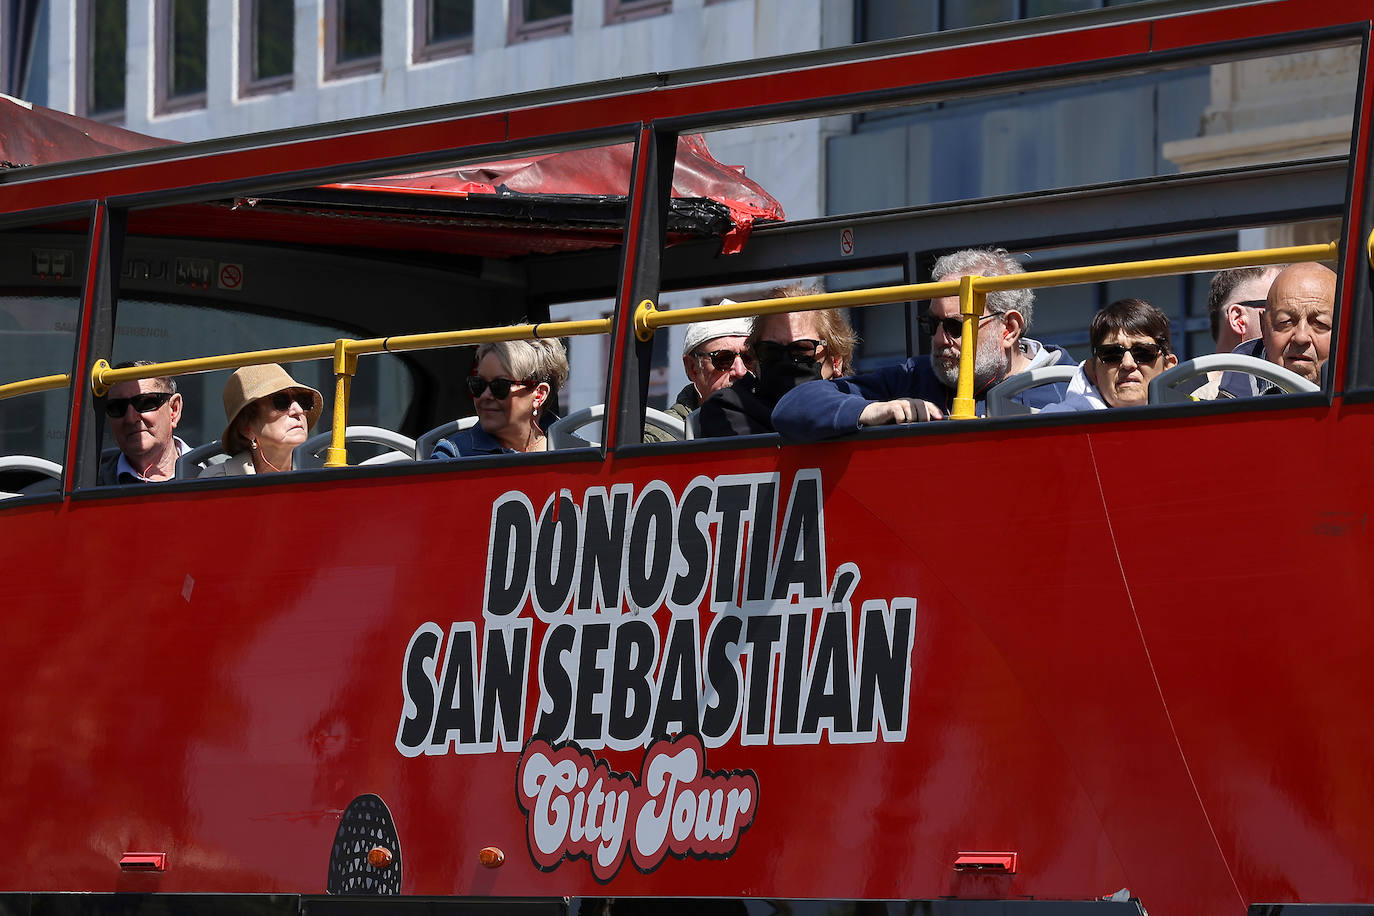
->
<box><xmin>682</xmin><ymin>305</ymin><xmax>750</xmax><ymax>356</ymax></box>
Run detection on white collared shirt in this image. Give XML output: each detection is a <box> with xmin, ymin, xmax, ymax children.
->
<box><xmin>115</xmin><ymin>436</ymin><xmax>191</xmax><ymax>483</ymax></box>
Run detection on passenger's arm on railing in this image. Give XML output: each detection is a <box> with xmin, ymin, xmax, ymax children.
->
<box><xmin>772</xmin><ymin>361</ymin><xmax>942</xmax><ymax>442</ymax></box>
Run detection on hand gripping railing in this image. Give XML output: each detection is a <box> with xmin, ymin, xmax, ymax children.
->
<box><xmin>633</xmin><ymin>239</ymin><xmax>1340</xmax><ymax>419</ymax></box>
<box><xmin>86</xmin><ymin>318</ymin><xmax>613</xmax><ymax>468</ymax></box>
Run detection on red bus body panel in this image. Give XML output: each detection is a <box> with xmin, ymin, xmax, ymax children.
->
<box><xmin>4</xmin><ymin>406</ymin><xmax>1373</xmax><ymax>913</ymax></box>
<box><xmin>2</xmin><ymin>2</ymin><xmax>1373</xmax><ymax>914</ymax></box>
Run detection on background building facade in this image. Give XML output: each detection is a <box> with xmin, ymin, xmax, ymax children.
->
<box><xmin>1</xmin><ymin>0</ymin><xmax>1356</xmax><ymax>413</ymax></box>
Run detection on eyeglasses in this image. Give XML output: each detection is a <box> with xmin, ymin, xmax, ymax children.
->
<box><xmin>918</xmin><ymin>312</ymin><xmax>1001</xmax><ymax>339</ymax></box>
<box><xmin>466</xmin><ymin>375</ymin><xmax>534</xmax><ymax>399</ymax></box>
<box><xmin>103</xmin><ymin>390</ymin><xmax>174</xmax><ymax>418</ymax></box>
<box><xmin>1233</xmin><ymin>299</ymin><xmax>1267</xmax><ymax>310</ymax></box>
<box><xmin>268</xmin><ymin>390</ymin><xmax>317</xmax><ymax>412</ymax></box>
<box><xmin>754</xmin><ymin>339</ymin><xmax>825</xmax><ymax>364</ymax></box>
<box><xmin>693</xmin><ymin>348</ymin><xmax>751</xmax><ymax>371</ymax></box>
<box><xmin>1094</xmin><ymin>342</ymin><xmax>1165</xmax><ymax>365</ymax></box>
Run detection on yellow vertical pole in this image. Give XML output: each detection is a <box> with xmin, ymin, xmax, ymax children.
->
<box><xmin>950</xmin><ymin>274</ymin><xmax>985</xmax><ymax>420</ymax></box>
<box><xmin>325</xmin><ymin>339</ymin><xmax>357</xmax><ymax>468</ymax></box>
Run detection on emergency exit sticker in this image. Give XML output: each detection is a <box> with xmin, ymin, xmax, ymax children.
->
<box><xmin>218</xmin><ymin>263</ymin><xmax>244</xmax><ymax>290</ymax></box>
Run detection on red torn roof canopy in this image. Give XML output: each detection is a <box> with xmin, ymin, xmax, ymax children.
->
<box><xmin>0</xmin><ymin>95</ymin><xmax>784</xmax><ymax>257</ymax></box>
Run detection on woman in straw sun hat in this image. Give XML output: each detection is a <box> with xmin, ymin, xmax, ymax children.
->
<box><xmin>199</xmin><ymin>363</ymin><xmax>323</xmax><ymax>477</ymax></box>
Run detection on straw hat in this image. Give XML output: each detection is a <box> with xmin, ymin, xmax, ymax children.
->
<box><xmin>219</xmin><ymin>363</ymin><xmax>324</xmax><ymax>454</ymax></box>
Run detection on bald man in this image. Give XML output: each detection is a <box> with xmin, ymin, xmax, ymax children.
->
<box><xmin>1261</xmin><ymin>261</ymin><xmax>1336</xmax><ymax>384</ymax></box>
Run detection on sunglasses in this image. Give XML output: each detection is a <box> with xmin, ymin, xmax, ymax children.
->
<box><xmin>1233</xmin><ymin>299</ymin><xmax>1267</xmax><ymax>310</ymax></box>
<box><xmin>466</xmin><ymin>376</ymin><xmax>534</xmax><ymax>399</ymax></box>
<box><xmin>103</xmin><ymin>390</ymin><xmax>175</xmax><ymax>418</ymax></box>
<box><xmin>1094</xmin><ymin>343</ymin><xmax>1165</xmax><ymax>365</ymax></box>
<box><xmin>694</xmin><ymin>348</ymin><xmax>752</xmax><ymax>371</ymax></box>
<box><xmin>754</xmin><ymin>339</ymin><xmax>825</xmax><ymax>364</ymax></box>
<box><xmin>918</xmin><ymin>311</ymin><xmax>1001</xmax><ymax>339</ymax></box>
<box><xmin>267</xmin><ymin>390</ymin><xmax>317</xmax><ymax>412</ymax></box>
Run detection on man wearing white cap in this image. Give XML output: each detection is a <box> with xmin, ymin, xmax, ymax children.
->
<box><xmin>658</xmin><ymin>309</ymin><xmax>755</xmax><ymax>426</ymax></box>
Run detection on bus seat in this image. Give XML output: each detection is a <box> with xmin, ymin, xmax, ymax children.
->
<box><xmin>0</xmin><ymin>455</ymin><xmax>62</xmax><ymax>497</ymax></box>
<box><xmin>986</xmin><ymin>365</ymin><xmax>1079</xmax><ymax>417</ymax></box>
<box><xmin>294</xmin><ymin>426</ymin><xmax>418</xmax><ymax>469</ymax></box>
<box><xmin>177</xmin><ymin>441</ymin><xmax>229</xmax><ymax>479</ymax></box>
<box><xmin>684</xmin><ymin>409</ymin><xmax>701</xmax><ymax>440</ymax></box>
<box><xmin>548</xmin><ymin>404</ymin><xmax>686</xmax><ymax>448</ymax></box>
<box><xmin>1149</xmin><ymin>353</ymin><xmax>1319</xmax><ymax>403</ymax></box>
<box><xmin>415</xmin><ymin>416</ymin><xmax>479</xmax><ymax>460</ymax></box>
<box><xmin>548</xmin><ymin>404</ymin><xmax>605</xmax><ymax>448</ymax></box>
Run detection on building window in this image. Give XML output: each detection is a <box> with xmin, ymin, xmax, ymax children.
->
<box><xmin>857</xmin><ymin>0</ymin><xmax>1145</xmax><ymax>41</ymax></box>
<box><xmin>509</xmin><ymin>0</ymin><xmax>572</xmax><ymax>44</ymax></box>
<box><xmin>156</xmin><ymin>0</ymin><xmax>207</xmax><ymax>113</ymax></box>
<box><xmin>240</xmin><ymin>0</ymin><xmax>294</xmax><ymax>95</ymax></box>
<box><xmin>413</xmin><ymin>0</ymin><xmax>473</xmax><ymax>62</ymax></box>
<box><xmin>79</xmin><ymin>0</ymin><xmax>125</xmax><ymax>120</ymax></box>
<box><xmin>326</xmin><ymin>0</ymin><xmax>382</xmax><ymax>79</ymax></box>
<box><xmin>605</xmin><ymin>0</ymin><xmax>670</xmax><ymax>26</ymax></box>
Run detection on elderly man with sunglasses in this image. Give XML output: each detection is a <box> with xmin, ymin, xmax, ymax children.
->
<box><xmin>1039</xmin><ymin>298</ymin><xmax>1178</xmax><ymax>412</ymax></box>
<box><xmin>772</xmin><ymin>248</ymin><xmax>1072</xmax><ymax>441</ymax></box>
<box><xmin>647</xmin><ymin>313</ymin><xmax>755</xmax><ymax>439</ymax></box>
<box><xmin>97</xmin><ymin>360</ymin><xmax>194</xmax><ymax>485</ymax></box>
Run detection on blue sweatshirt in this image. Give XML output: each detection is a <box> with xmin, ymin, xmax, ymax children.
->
<box><xmin>772</xmin><ymin>339</ymin><xmax>1074</xmax><ymax>442</ymax></box>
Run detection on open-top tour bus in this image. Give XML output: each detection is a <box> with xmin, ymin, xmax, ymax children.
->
<box><xmin>1</xmin><ymin>1</ymin><xmax>1373</xmax><ymax>914</ymax></box>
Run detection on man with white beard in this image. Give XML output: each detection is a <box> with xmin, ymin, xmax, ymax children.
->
<box><xmin>773</xmin><ymin>247</ymin><xmax>1073</xmax><ymax>440</ymax></box>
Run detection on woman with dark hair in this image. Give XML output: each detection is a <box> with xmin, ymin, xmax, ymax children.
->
<box><xmin>1041</xmin><ymin>298</ymin><xmax>1179</xmax><ymax>412</ymax></box>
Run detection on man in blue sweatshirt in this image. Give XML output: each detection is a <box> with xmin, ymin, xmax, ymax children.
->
<box><xmin>772</xmin><ymin>247</ymin><xmax>1073</xmax><ymax>440</ymax></box>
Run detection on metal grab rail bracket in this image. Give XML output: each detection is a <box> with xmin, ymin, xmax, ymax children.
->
<box><xmin>327</xmin><ymin>339</ymin><xmax>359</xmax><ymax>469</ymax></box>
<box><xmin>952</xmin><ymin>274</ymin><xmax>984</xmax><ymax>421</ymax></box>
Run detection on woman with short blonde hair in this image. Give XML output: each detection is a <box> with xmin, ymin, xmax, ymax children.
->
<box><xmin>430</xmin><ymin>336</ymin><xmax>569</xmax><ymax>458</ymax></box>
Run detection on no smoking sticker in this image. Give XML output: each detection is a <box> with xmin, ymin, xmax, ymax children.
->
<box><xmin>218</xmin><ymin>263</ymin><xmax>243</xmax><ymax>290</ymax></box>
<box><xmin>840</xmin><ymin>227</ymin><xmax>855</xmax><ymax>257</ymax></box>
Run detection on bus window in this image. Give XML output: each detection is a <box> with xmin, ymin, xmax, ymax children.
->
<box><xmin>89</xmin><ymin>134</ymin><xmax>690</xmax><ymax>476</ymax></box>
<box><xmin>107</xmin><ymin>296</ymin><xmax>414</xmax><ymax>467</ymax></box>
<box><xmin>0</xmin><ymin>219</ymin><xmax>90</xmax><ymax>498</ymax></box>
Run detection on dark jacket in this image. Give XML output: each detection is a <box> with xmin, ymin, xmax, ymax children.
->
<box><xmin>772</xmin><ymin>341</ymin><xmax>1074</xmax><ymax>442</ymax></box>
<box><xmin>1217</xmin><ymin>339</ymin><xmax>1268</xmax><ymax>399</ymax></box>
<box><xmin>644</xmin><ymin>383</ymin><xmax>701</xmax><ymax>443</ymax></box>
<box><xmin>698</xmin><ymin>374</ymin><xmax>775</xmax><ymax>437</ymax></box>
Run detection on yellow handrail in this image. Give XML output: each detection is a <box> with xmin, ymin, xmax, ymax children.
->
<box><xmin>0</xmin><ymin>239</ymin><xmax>1339</xmax><ymax>456</ymax></box>
<box><xmin>0</xmin><ymin>373</ymin><xmax>70</xmax><ymax>402</ymax></box>
<box><xmin>86</xmin><ymin>317</ymin><xmax>616</xmax><ymax>467</ymax></box>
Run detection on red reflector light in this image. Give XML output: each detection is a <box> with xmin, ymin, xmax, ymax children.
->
<box><xmin>367</xmin><ymin>846</ymin><xmax>394</xmax><ymax>868</ymax></box>
<box><xmin>953</xmin><ymin>852</ymin><xmax>1017</xmax><ymax>873</ymax></box>
<box><xmin>478</xmin><ymin>847</ymin><xmax>505</xmax><ymax>868</ymax></box>
<box><xmin>119</xmin><ymin>852</ymin><xmax>167</xmax><ymax>872</ymax></box>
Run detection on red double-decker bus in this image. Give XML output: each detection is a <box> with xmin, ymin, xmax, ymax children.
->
<box><xmin>1</xmin><ymin>2</ymin><xmax>1372</xmax><ymax>915</ymax></box>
